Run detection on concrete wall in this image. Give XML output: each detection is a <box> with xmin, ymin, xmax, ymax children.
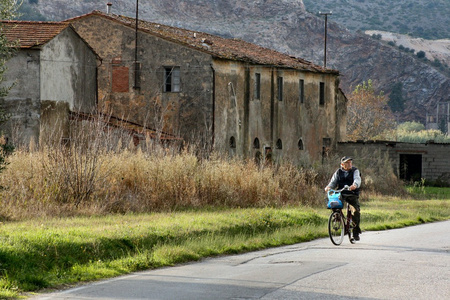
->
<box><xmin>0</xmin><ymin>49</ymin><xmax>41</xmax><ymax>146</ymax></box>
<box><xmin>338</xmin><ymin>141</ymin><xmax>450</xmax><ymax>184</ymax></box>
<box><xmin>40</xmin><ymin>26</ymin><xmax>97</xmax><ymax>113</ymax></box>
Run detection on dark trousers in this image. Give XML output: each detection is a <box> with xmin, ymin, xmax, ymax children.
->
<box><xmin>341</xmin><ymin>191</ymin><xmax>361</xmax><ymax>235</ymax></box>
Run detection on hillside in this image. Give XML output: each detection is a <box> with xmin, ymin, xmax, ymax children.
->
<box><xmin>14</xmin><ymin>0</ymin><xmax>450</xmax><ymax>124</ymax></box>
<box><xmin>303</xmin><ymin>0</ymin><xmax>449</xmax><ymax>40</ymax></box>
<box><xmin>366</xmin><ymin>30</ymin><xmax>450</xmax><ymax>66</ymax></box>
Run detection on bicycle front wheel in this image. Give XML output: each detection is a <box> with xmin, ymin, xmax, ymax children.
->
<box><xmin>328</xmin><ymin>211</ymin><xmax>344</xmax><ymax>245</ymax></box>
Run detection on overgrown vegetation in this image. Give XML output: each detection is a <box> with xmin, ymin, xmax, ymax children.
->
<box><xmin>385</xmin><ymin>121</ymin><xmax>450</xmax><ymax>143</ymax></box>
<box><xmin>0</xmin><ymin>114</ymin><xmax>407</xmax><ymax>221</ymax></box>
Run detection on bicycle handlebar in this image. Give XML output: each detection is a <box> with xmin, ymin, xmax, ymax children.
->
<box><xmin>328</xmin><ymin>185</ymin><xmax>350</xmax><ymax>194</ymax></box>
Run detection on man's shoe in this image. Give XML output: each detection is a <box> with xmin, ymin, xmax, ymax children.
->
<box><xmin>353</xmin><ymin>233</ymin><xmax>360</xmax><ymax>241</ymax></box>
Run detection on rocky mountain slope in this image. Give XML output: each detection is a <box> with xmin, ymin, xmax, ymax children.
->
<box><xmin>365</xmin><ymin>30</ymin><xmax>450</xmax><ymax>66</ymax></box>
<box><xmin>303</xmin><ymin>0</ymin><xmax>449</xmax><ymax>40</ymax></box>
<box><xmin>19</xmin><ymin>0</ymin><xmax>450</xmax><ymax>124</ymax></box>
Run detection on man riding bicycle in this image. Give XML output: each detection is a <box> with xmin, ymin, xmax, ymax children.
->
<box><xmin>325</xmin><ymin>156</ymin><xmax>362</xmax><ymax>241</ymax></box>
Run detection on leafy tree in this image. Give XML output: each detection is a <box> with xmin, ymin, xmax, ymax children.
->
<box><xmin>397</xmin><ymin>121</ymin><xmax>424</xmax><ymax>132</ymax></box>
<box><xmin>439</xmin><ymin>117</ymin><xmax>448</xmax><ymax>134</ymax></box>
<box><xmin>0</xmin><ymin>0</ymin><xmax>21</xmax><ymax>95</ymax></box>
<box><xmin>416</xmin><ymin>50</ymin><xmax>426</xmax><ymax>59</ymax></box>
<box><xmin>0</xmin><ymin>0</ymin><xmax>21</xmax><ymax>170</ymax></box>
<box><xmin>384</xmin><ymin>122</ymin><xmax>450</xmax><ymax>143</ymax></box>
<box><xmin>0</xmin><ymin>1</ymin><xmax>22</xmax><ymax>19</ymax></box>
<box><xmin>388</xmin><ymin>82</ymin><xmax>405</xmax><ymax>112</ymax></box>
<box><xmin>346</xmin><ymin>80</ymin><xmax>396</xmax><ymax>141</ymax></box>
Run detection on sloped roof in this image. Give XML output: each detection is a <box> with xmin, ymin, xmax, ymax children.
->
<box><xmin>68</xmin><ymin>10</ymin><xmax>338</xmax><ymax>74</ymax></box>
<box><xmin>0</xmin><ymin>20</ymin><xmax>70</xmax><ymax>48</ymax></box>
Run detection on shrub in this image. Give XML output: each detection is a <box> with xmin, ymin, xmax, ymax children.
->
<box><xmin>417</xmin><ymin>51</ymin><xmax>426</xmax><ymax>59</ymax></box>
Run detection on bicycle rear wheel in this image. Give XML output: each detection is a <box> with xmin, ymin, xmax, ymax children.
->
<box><xmin>328</xmin><ymin>211</ymin><xmax>344</xmax><ymax>245</ymax></box>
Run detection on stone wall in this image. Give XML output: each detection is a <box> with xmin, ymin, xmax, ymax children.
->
<box><xmin>337</xmin><ymin>141</ymin><xmax>450</xmax><ymax>185</ymax></box>
<box><xmin>213</xmin><ymin>60</ymin><xmax>345</xmax><ymax>164</ymax></box>
<box><xmin>71</xmin><ymin>15</ymin><xmax>215</xmax><ymax>141</ymax></box>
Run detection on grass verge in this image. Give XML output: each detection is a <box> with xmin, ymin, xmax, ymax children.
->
<box><xmin>0</xmin><ymin>194</ymin><xmax>449</xmax><ymax>299</ymax></box>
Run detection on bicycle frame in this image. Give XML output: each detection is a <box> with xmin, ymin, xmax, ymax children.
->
<box><xmin>328</xmin><ymin>201</ymin><xmax>355</xmax><ymax>245</ymax></box>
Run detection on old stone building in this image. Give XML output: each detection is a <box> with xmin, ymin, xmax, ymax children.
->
<box><xmin>0</xmin><ymin>21</ymin><xmax>98</xmax><ymax>146</ymax></box>
<box><xmin>68</xmin><ymin>10</ymin><xmax>347</xmax><ymax>163</ymax></box>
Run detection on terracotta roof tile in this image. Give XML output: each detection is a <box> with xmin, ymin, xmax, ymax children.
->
<box><xmin>68</xmin><ymin>11</ymin><xmax>338</xmax><ymax>74</ymax></box>
<box><xmin>0</xmin><ymin>20</ymin><xmax>70</xmax><ymax>48</ymax></box>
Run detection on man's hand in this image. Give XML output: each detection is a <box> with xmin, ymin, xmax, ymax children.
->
<box><xmin>349</xmin><ymin>184</ymin><xmax>357</xmax><ymax>191</ymax></box>
<box><xmin>325</xmin><ymin>186</ymin><xmax>331</xmax><ymax>192</ymax></box>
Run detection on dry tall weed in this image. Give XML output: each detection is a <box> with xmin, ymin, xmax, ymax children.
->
<box><xmin>0</xmin><ymin>123</ymin><xmax>404</xmax><ymax>220</ymax></box>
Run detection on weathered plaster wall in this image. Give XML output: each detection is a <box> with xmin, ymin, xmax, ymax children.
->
<box><xmin>213</xmin><ymin>59</ymin><xmax>343</xmax><ymax>164</ymax></box>
<box><xmin>40</xmin><ymin>26</ymin><xmax>97</xmax><ymax>113</ymax></box>
<box><xmin>0</xmin><ymin>50</ymin><xmax>41</xmax><ymax>146</ymax></box>
<box><xmin>71</xmin><ymin>16</ymin><xmax>214</xmax><ymax>140</ymax></box>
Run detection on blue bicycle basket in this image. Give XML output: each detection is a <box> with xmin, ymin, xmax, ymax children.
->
<box><xmin>327</xmin><ymin>190</ymin><xmax>343</xmax><ymax>209</ymax></box>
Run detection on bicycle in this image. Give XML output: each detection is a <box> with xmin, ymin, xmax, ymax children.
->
<box><xmin>326</xmin><ymin>186</ymin><xmax>357</xmax><ymax>245</ymax></box>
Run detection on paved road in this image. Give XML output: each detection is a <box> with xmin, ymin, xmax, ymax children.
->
<box><xmin>32</xmin><ymin>220</ymin><xmax>450</xmax><ymax>300</ymax></box>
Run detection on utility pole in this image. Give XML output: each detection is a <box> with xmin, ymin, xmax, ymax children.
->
<box><xmin>319</xmin><ymin>11</ymin><xmax>332</xmax><ymax>68</ymax></box>
<box><xmin>134</xmin><ymin>0</ymin><xmax>140</xmax><ymax>89</ymax></box>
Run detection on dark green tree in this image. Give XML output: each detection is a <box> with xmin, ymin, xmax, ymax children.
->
<box><xmin>416</xmin><ymin>50</ymin><xmax>426</xmax><ymax>59</ymax></box>
<box><xmin>0</xmin><ymin>0</ymin><xmax>21</xmax><ymax>170</ymax></box>
<box><xmin>439</xmin><ymin>117</ymin><xmax>448</xmax><ymax>134</ymax></box>
<box><xmin>0</xmin><ymin>0</ymin><xmax>21</xmax><ymax>95</ymax></box>
<box><xmin>388</xmin><ymin>82</ymin><xmax>405</xmax><ymax>113</ymax></box>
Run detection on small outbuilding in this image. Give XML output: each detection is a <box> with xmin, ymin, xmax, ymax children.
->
<box><xmin>0</xmin><ymin>20</ymin><xmax>98</xmax><ymax>146</ymax></box>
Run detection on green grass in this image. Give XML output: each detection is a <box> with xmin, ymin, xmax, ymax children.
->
<box><xmin>1</xmin><ymin>195</ymin><xmax>449</xmax><ymax>299</ymax></box>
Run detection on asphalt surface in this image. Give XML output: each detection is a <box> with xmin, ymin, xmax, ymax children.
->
<box><xmin>31</xmin><ymin>220</ymin><xmax>450</xmax><ymax>300</ymax></box>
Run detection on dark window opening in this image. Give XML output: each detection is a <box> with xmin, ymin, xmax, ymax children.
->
<box><xmin>253</xmin><ymin>138</ymin><xmax>260</xmax><ymax>149</ymax></box>
<box><xmin>399</xmin><ymin>154</ymin><xmax>422</xmax><ymax>182</ymax></box>
<box><xmin>298</xmin><ymin>139</ymin><xmax>304</xmax><ymax>150</ymax></box>
<box><xmin>255</xmin><ymin>73</ymin><xmax>261</xmax><ymax>100</ymax></box>
<box><xmin>319</xmin><ymin>82</ymin><xmax>325</xmax><ymax>105</ymax></box>
<box><xmin>164</xmin><ymin>66</ymin><xmax>180</xmax><ymax>92</ymax></box>
<box><xmin>277</xmin><ymin>76</ymin><xmax>283</xmax><ymax>101</ymax></box>
<box><xmin>299</xmin><ymin>79</ymin><xmax>304</xmax><ymax>103</ymax></box>
<box><xmin>276</xmin><ymin>139</ymin><xmax>283</xmax><ymax>149</ymax></box>
<box><xmin>229</xmin><ymin>136</ymin><xmax>236</xmax><ymax>148</ymax></box>
<box><xmin>264</xmin><ymin>146</ymin><xmax>272</xmax><ymax>164</ymax></box>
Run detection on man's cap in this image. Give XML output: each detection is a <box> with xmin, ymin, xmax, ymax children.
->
<box><xmin>341</xmin><ymin>156</ymin><xmax>352</xmax><ymax>163</ymax></box>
